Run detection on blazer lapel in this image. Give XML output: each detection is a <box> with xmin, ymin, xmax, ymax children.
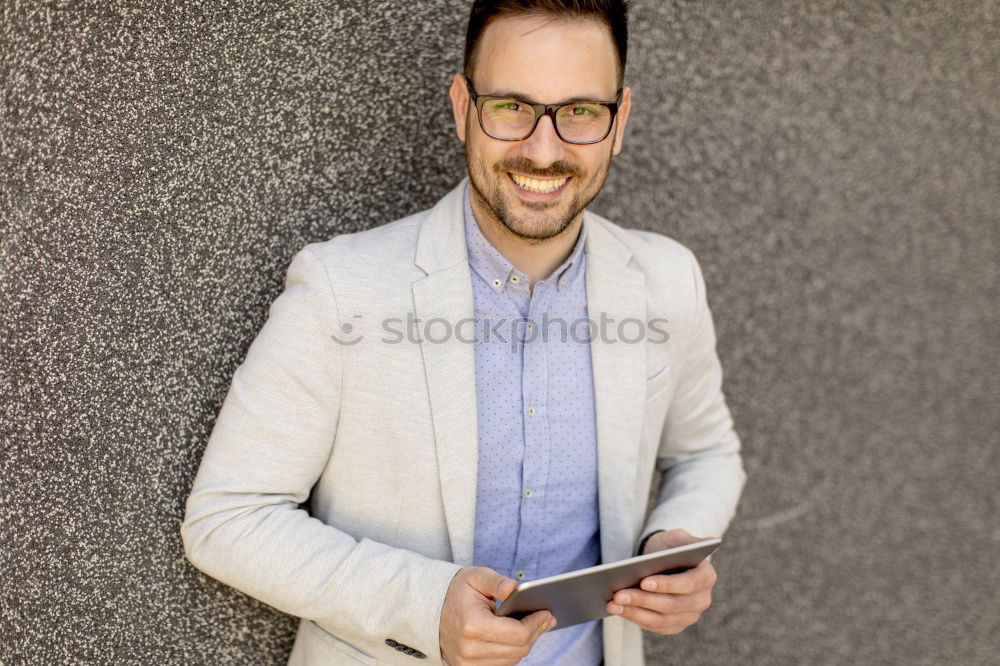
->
<box><xmin>412</xmin><ymin>179</ymin><xmax>479</xmax><ymax>567</ymax></box>
<box><xmin>583</xmin><ymin>211</ymin><xmax>647</xmax><ymax>567</ymax></box>
<box><xmin>583</xmin><ymin>211</ymin><xmax>647</xmax><ymax>666</ymax></box>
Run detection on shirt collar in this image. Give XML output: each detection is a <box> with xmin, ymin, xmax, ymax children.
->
<box><xmin>463</xmin><ymin>184</ymin><xmax>586</xmax><ymax>294</ymax></box>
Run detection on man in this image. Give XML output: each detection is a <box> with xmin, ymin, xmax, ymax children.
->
<box><xmin>181</xmin><ymin>1</ymin><xmax>745</xmax><ymax>664</ymax></box>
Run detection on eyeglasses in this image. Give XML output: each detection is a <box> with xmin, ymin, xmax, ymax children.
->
<box><xmin>465</xmin><ymin>77</ymin><xmax>623</xmax><ymax>145</ymax></box>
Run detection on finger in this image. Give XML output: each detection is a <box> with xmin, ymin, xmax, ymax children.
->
<box><xmin>640</xmin><ymin>560</ymin><xmax>717</xmax><ymax>595</ymax></box>
<box><xmin>452</xmin><ymin>638</ymin><xmax>543</xmax><ymax>662</ymax></box>
<box><xmin>466</xmin><ymin>614</ymin><xmax>533</xmax><ymax>645</ymax></box>
<box><xmin>466</xmin><ymin>567</ymin><xmax>519</xmax><ymax>601</ymax></box>
<box><xmin>612</xmin><ymin>588</ymin><xmax>712</xmax><ymax>615</ymax></box>
<box><xmin>467</xmin><ymin>610</ymin><xmax>553</xmax><ymax>645</ymax></box>
<box><xmin>523</xmin><ymin>609</ymin><xmax>557</xmax><ymax>643</ymax></box>
<box><xmin>607</xmin><ymin>601</ymin><xmax>703</xmax><ymax>634</ymax></box>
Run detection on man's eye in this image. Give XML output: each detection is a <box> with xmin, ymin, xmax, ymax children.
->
<box><xmin>571</xmin><ymin>105</ymin><xmax>598</xmax><ymax>117</ymax></box>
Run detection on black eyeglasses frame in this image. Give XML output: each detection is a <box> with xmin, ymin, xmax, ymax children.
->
<box><xmin>464</xmin><ymin>77</ymin><xmax>623</xmax><ymax>145</ymax></box>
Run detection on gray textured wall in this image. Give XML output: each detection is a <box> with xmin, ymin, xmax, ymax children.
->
<box><xmin>2</xmin><ymin>1</ymin><xmax>997</xmax><ymax>664</ymax></box>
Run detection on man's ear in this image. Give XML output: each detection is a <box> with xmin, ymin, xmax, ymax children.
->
<box><xmin>611</xmin><ymin>85</ymin><xmax>632</xmax><ymax>156</ymax></box>
<box><xmin>449</xmin><ymin>73</ymin><xmax>470</xmax><ymax>143</ymax></box>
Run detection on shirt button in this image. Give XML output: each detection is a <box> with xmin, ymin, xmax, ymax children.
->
<box><xmin>510</xmin><ymin>274</ymin><xmax>520</xmax><ymax>283</ymax></box>
<box><xmin>559</xmin><ymin>276</ymin><xmax>567</xmax><ymax>285</ymax></box>
<box><xmin>524</xmin><ymin>488</ymin><xmax>533</xmax><ymax>499</ymax></box>
<box><xmin>527</xmin><ymin>406</ymin><xmax>535</xmax><ymax>416</ymax></box>
<box><xmin>526</xmin><ymin>321</ymin><xmax>534</xmax><ymax>330</ymax></box>
<box><xmin>492</xmin><ymin>278</ymin><xmax>502</xmax><ymax>288</ymax></box>
<box><xmin>517</xmin><ymin>570</ymin><xmax>526</xmax><ymax>580</ymax></box>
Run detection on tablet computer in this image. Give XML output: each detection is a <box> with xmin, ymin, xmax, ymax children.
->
<box><xmin>494</xmin><ymin>537</ymin><xmax>721</xmax><ymax>628</ymax></box>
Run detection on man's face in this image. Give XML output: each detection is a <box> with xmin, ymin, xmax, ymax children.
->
<box><xmin>450</xmin><ymin>15</ymin><xmax>631</xmax><ymax>241</ymax></box>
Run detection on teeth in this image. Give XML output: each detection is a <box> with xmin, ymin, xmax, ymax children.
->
<box><xmin>511</xmin><ymin>173</ymin><xmax>568</xmax><ymax>194</ymax></box>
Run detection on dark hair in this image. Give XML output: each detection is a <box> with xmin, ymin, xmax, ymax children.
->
<box><xmin>464</xmin><ymin>0</ymin><xmax>630</xmax><ymax>85</ymax></box>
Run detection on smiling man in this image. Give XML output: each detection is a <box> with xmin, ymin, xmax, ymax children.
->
<box><xmin>456</xmin><ymin>4</ymin><xmax>628</xmax><ymax>283</ymax></box>
<box><xmin>181</xmin><ymin>1</ymin><xmax>745</xmax><ymax>665</ymax></box>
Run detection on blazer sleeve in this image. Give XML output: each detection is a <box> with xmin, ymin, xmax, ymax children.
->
<box><xmin>180</xmin><ymin>244</ymin><xmax>462</xmax><ymax>659</ymax></box>
<box><xmin>637</xmin><ymin>248</ymin><xmax>747</xmax><ymax>548</ymax></box>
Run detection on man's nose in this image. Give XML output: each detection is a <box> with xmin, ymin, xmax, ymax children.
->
<box><xmin>518</xmin><ymin>113</ymin><xmax>566</xmax><ymax>168</ymax></box>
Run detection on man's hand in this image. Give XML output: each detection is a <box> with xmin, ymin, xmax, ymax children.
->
<box><xmin>440</xmin><ymin>566</ymin><xmax>556</xmax><ymax>665</ymax></box>
<box><xmin>606</xmin><ymin>529</ymin><xmax>718</xmax><ymax>635</ymax></box>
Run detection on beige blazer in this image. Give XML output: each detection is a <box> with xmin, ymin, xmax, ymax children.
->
<box><xmin>181</xmin><ymin>179</ymin><xmax>745</xmax><ymax>665</ymax></box>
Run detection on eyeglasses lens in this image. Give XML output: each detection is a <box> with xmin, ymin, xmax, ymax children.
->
<box><xmin>480</xmin><ymin>98</ymin><xmax>612</xmax><ymax>143</ymax></box>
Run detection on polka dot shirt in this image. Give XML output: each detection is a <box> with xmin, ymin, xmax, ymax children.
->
<box><xmin>464</xmin><ymin>186</ymin><xmax>602</xmax><ymax>665</ymax></box>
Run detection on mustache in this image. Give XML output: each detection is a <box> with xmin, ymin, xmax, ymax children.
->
<box><xmin>495</xmin><ymin>158</ymin><xmax>582</xmax><ymax>179</ymax></box>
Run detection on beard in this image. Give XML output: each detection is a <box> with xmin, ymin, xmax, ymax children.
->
<box><xmin>465</xmin><ymin>145</ymin><xmax>613</xmax><ymax>243</ymax></box>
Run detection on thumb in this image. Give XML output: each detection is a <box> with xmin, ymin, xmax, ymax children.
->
<box><xmin>467</xmin><ymin>567</ymin><xmax>518</xmax><ymax>601</ymax></box>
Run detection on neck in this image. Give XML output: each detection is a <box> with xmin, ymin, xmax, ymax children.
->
<box><xmin>469</xmin><ymin>192</ymin><xmax>583</xmax><ymax>285</ymax></box>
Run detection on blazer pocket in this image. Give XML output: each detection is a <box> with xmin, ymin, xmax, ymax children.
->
<box><xmin>303</xmin><ymin>620</ymin><xmax>377</xmax><ymax>665</ymax></box>
<box><xmin>645</xmin><ymin>364</ymin><xmax>671</xmax><ymax>401</ymax></box>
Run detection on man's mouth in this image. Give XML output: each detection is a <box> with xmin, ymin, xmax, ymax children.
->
<box><xmin>509</xmin><ymin>172</ymin><xmax>570</xmax><ymax>194</ymax></box>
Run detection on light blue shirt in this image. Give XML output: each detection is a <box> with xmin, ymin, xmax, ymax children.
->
<box><xmin>464</xmin><ymin>187</ymin><xmax>602</xmax><ymax>665</ymax></box>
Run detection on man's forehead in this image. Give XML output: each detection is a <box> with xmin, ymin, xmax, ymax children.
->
<box><xmin>471</xmin><ymin>14</ymin><xmax>619</xmax><ymax>101</ymax></box>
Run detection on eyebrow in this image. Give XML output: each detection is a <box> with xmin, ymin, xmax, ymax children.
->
<box><xmin>484</xmin><ymin>89</ymin><xmax>616</xmax><ymax>104</ymax></box>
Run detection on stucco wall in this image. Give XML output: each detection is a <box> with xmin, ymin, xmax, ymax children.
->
<box><xmin>2</xmin><ymin>1</ymin><xmax>996</xmax><ymax>663</ymax></box>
